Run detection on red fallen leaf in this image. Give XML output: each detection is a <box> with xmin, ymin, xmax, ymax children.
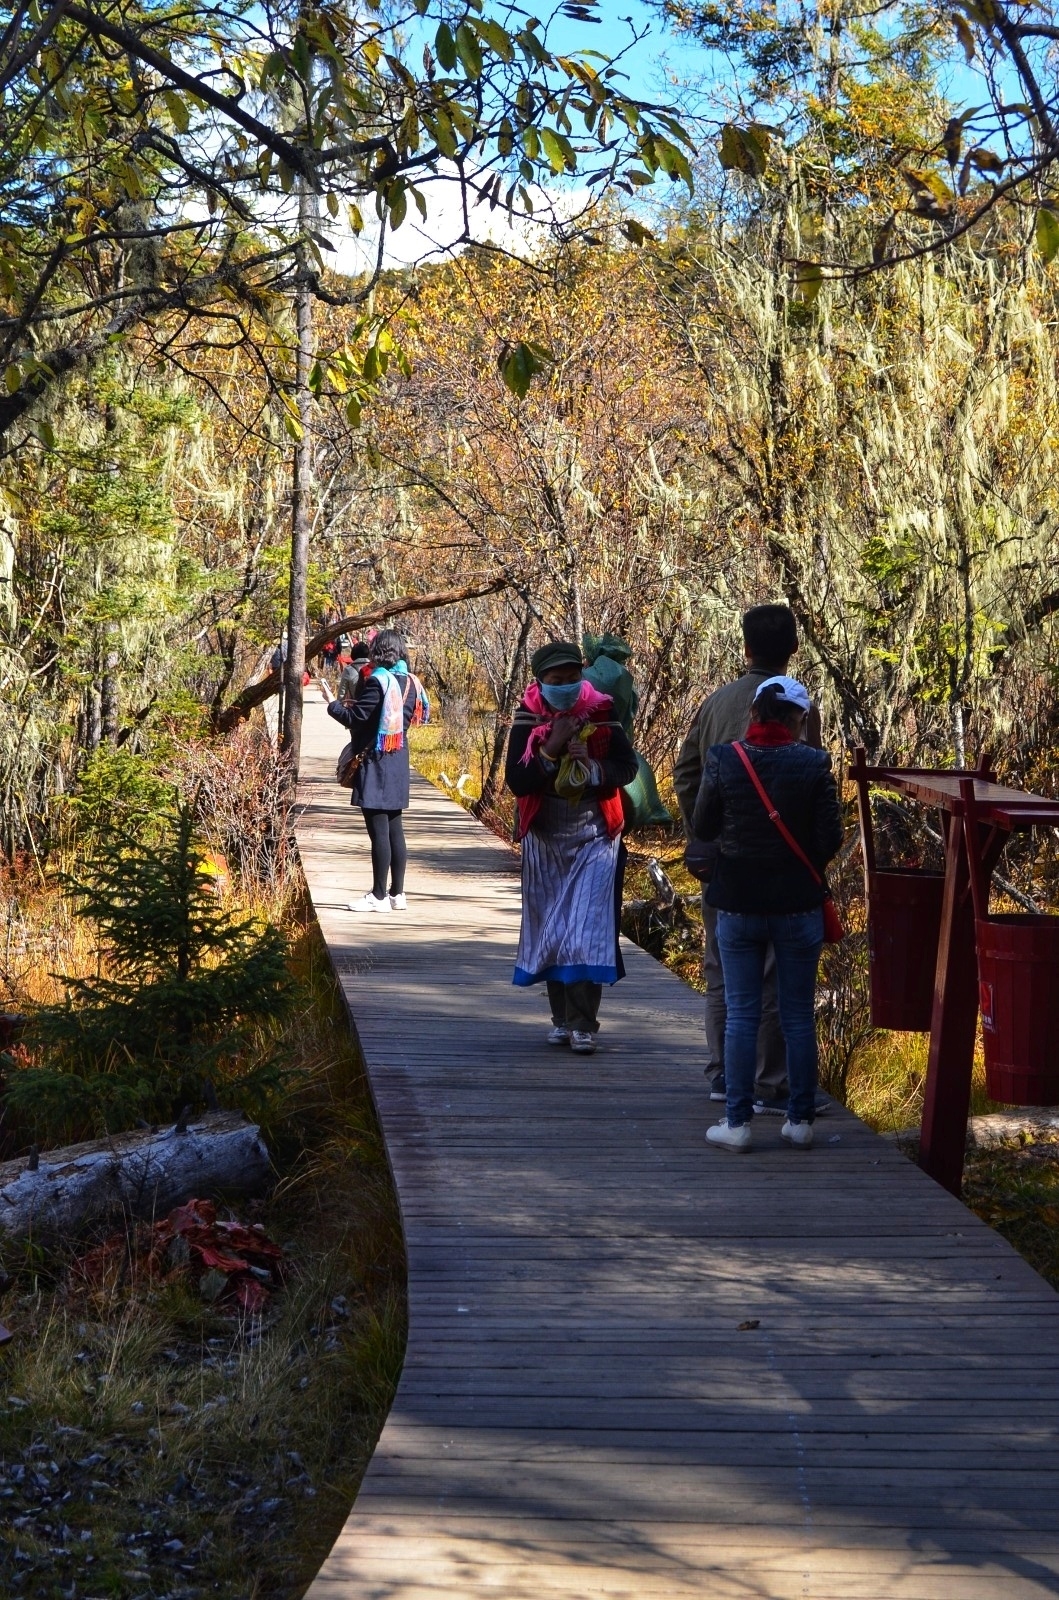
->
<box><xmin>165</xmin><ymin>1198</ymin><xmax>217</xmax><ymax>1234</ymax></box>
<box><xmin>188</xmin><ymin>1240</ymin><xmax>255</xmax><ymax>1276</ymax></box>
<box><xmin>232</xmin><ymin>1275</ymin><xmax>270</xmax><ymax>1314</ymax></box>
<box><xmin>215</xmin><ymin>1223</ymin><xmax>284</xmax><ymax>1261</ymax></box>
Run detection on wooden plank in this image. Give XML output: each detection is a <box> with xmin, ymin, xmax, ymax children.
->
<box><xmin>293</xmin><ymin>694</ymin><xmax>1059</xmax><ymax>1600</ymax></box>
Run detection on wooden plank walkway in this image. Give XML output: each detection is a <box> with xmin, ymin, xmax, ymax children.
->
<box><xmin>294</xmin><ymin>691</ymin><xmax>1059</xmax><ymax>1599</ymax></box>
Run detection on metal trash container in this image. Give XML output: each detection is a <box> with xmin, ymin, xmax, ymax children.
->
<box><xmin>866</xmin><ymin>869</ymin><xmax>945</xmax><ymax>1031</ymax></box>
<box><xmin>977</xmin><ymin>913</ymin><xmax>1059</xmax><ymax>1105</ymax></box>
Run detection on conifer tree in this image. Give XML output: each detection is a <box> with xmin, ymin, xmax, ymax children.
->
<box><xmin>10</xmin><ymin>801</ymin><xmax>294</xmax><ymax>1138</ymax></box>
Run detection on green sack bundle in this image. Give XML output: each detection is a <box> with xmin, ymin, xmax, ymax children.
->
<box><xmin>622</xmin><ymin>752</ymin><xmax>672</xmax><ymax>828</ymax></box>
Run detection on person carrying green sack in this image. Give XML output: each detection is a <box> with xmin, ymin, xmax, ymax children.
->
<box><xmin>583</xmin><ymin>632</ymin><xmax>671</xmax><ymax>828</ymax></box>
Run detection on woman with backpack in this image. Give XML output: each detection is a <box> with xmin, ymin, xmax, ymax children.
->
<box><xmin>691</xmin><ymin>676</ymin><xmax>843</xmax><ymax>1151</ymax></box>
<box><xmin>327</xmin><ymin>629</ymin><xmax>429</xmax><ymax>913</ymax></box>
<box><xmin>505</xmin><ymin>640</ymin><xmax>638</xmax><ymax>1053</ymax></box>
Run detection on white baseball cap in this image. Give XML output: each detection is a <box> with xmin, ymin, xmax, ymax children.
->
<box><xmin>753</xmin><ymin>675</ymin><xmax>812</xmax><ymax>713</ymax></box>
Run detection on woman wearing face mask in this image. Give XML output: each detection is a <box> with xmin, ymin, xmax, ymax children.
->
<box><xmin>505</xmin><ymin>640</ymin><xmax>639</xmax><ymax>1053</ymax></box>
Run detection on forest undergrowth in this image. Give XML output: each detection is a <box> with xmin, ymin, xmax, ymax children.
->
<box><xmin>0</xmin><ymin>788</ymin><xmax>406</xmax><ymax>1599</ymax></box>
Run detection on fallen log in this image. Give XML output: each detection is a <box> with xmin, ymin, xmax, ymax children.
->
<box><xmin>0</xmin><ymin>1111</ymin><xmax>271</xmax><ymax>1239</ymax></box>
<box><xmin>215</xmin><ymin>576</ymin><xmax>506</xmax><ymax>732</ymax></box>
<box><xmin>884</xmin><ymin>1110</ymin><xmax>1059</xmax><ymax>1152</ymax></box>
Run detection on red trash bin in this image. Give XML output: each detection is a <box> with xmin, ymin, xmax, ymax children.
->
<box><xmin>977</xmin><ymin>914</ymin><xmax>1059</xmax><ymax>1105</ymax></box>
<box><xmin>866</xmin><ymin>869</ymin><xmax>945</xmax><ymax>1031</ymax></box>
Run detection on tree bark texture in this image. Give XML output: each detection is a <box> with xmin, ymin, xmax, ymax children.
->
<box><xmin>0</xmin><ymin>1111</ymin><xmax>270</xmax><ymax>1238</ymax></box>
<box><xmin>280</xmin><ymin>186</ymin><xmax>315</xmax><ymax>780</ymax></box>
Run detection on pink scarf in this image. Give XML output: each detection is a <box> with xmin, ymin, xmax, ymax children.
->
<box><xmin>514</xmin><ymin>679</ymin><xmax>624</xmax><ymax>841</ymax></box>
<box><xmin>518</xmin><ymin>679</ymin><xmax>614</xmax><ymax>765</ymax></box>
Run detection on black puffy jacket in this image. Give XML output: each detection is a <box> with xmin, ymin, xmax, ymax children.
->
<box><xmin>692</xmin><ymin>741</ymin><xmax>844</xmax><ymax>914</ymax></box>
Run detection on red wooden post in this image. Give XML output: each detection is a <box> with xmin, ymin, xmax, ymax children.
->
<box><xmin>917</xmin><ymin>814</ymin><xmax>979</xmax><ymax>1197</ymax></box>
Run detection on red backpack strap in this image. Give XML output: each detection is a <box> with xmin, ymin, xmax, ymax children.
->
<box><xmin>730</xmin><ymin>741</ymin><xmax>822</xmax><ymax>887</ymax></box>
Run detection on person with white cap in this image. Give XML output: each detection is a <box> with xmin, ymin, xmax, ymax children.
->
<box><xmin>690</xmin><ymin>676</ymin><xmax>843</xmax><ymax>1152</ymax></box>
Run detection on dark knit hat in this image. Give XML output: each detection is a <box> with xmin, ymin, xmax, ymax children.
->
<box><xmin>530</xmin><ymin>640</ymin><xmax>583</xmax><ymax>677</ymax></box>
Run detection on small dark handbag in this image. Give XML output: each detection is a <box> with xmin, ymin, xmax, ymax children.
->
<box><xmin>336</xmin><ymin>743</ymin><xmax>363</xmax><ymax>788</ymax></box>
<box><xmin>731</xmin><ymin>741</ymin><xmax>845</xmax><ymax>944</ymax></box>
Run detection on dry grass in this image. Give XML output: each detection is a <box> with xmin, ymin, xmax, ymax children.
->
<box><xmin>0</xmin><ymin>900</ymin><xmax>406</xmax><ymax>1600</ymax></box>
<box><xmin>962</xmin><ymin>1135</ymin><xmax>1059</xmax><ymax>1292</ymax></box>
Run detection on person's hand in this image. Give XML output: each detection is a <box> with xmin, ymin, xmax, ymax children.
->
<box><xmin>542</xmin><ymin>715</ymin><xmax>580</xmax><ymax>758</ymax></box>
<box><xmin>566</xmin><ymin>737</ymin><xmax>589</xmax><ymax>760</ymax></box>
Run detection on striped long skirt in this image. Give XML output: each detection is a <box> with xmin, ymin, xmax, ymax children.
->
<box><xmin>513</xmin><ymin>794</ymin><xmax>625</xmax><ymax>987</ymax></box>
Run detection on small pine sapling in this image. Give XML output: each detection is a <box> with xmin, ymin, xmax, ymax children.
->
<box><xmin>10</xmin><ymin>801</ymin><xmax>294</xmax><ymax>1140</ymax></box>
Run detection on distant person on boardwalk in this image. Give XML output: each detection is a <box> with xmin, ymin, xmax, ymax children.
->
<box><xmin>327</xmin><ymin>629</ymin><xmax>430</xmax><ymax>914</ymax></box>
<box><xmin>674</xmin><ymin>604</ymin><xmax>822</xmax><ymax>1114</ymax></box>
<box><xmin>505</xmin><ymin>640</ymin><xmax>638</xmax><ymax>1054</ymax></box>
<box><xmin>337</xmin><ymin>639</ymin><xmax>371</xmax><ymax>701</ymax></box>
<box><xmin>691</xmin><ymin>676</ymin><xmax>843</xmax><ymax>1151</ymax></box>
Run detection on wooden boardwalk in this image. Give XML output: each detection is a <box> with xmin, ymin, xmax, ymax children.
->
<box><xmin>295</xmin><ymin>692</ymin><xmax>1059</xmax><ymax>1599</ymax></box>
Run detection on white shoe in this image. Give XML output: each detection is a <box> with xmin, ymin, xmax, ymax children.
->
<box><xmin>781</xmin><ymin>1119</ymin><xmax>813</xmax><ymax>1148</ymax></box>
<box><xmin>570</xmin><ymin>1031</ymin><xmax>597</xmax><ymax>1054</ymax></box>
<box><xmin>348</xmin><ymin>893</ymin><xmax>391</xmax><ymax>913</ymax></box>
<box><xmin>546</xmin><ymin>1026</ymin><xmax>571</xmax><ymax>1047</ymax></box>
<box><xmin>706</xmin><ymin>1119</ymin><xmax>752</xmax><ymax>1152</ymax></box>
<box><xmin>389</xmin><ymin>893</ymin><xmax>407</xmax><ymax>910</ymax></box>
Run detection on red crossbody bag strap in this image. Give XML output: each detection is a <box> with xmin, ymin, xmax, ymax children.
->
<box><xmin>731</xmin><ymin>741</ymin><xmax>823</xmax><ymax>886</ymax></box>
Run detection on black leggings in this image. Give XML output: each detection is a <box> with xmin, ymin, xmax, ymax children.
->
<box><xmin>362</xmin><ymin>808</ymin><xmax>407</xmax><ymax>898</ymax></box>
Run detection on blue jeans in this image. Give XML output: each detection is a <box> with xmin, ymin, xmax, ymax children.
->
<box><xmin>716</xmin><ymin>909</ymin><xmax>824</xmax><ymax>1127</ymax></box>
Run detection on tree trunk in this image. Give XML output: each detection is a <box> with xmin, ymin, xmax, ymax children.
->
<box><xmin>280</xmin><ymin>182</ymin><xmax>315</xmax><ymax>782</ymax></box>
<box><xmin>474</xmin><ymin>607</ymin><xmax>533</xmax><ymax>817</ymax></box>
<box><xmin>100</xmin><ymin>630</ymin><xmax>120</xmax><ymax>745</ymax></box>
<box><xmin>84</xmin><ymin>685</ymin><xmax>102</xmax><ymax>752</ymax></box>
<box><xmin>0</xmin><ymin>1111</ymin><xmax>270</xmax><ymax>1239</ymax></box>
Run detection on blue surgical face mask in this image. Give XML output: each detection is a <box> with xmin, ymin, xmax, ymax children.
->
<box><xmin>538</xmin><ymin>678</ymin><xmax>582</xmax><ymax>712</ymax></box>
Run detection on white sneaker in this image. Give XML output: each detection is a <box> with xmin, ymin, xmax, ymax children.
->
<box><xmin>570</xmin><ymin>1031</ymin><xmax>597</xmax><ymax>1054</ymax></box>
<box><xmin>348</xmin><ymin>893</ymin><xmax>391</xmax><ymax>913</ymax></box>
<box><xmin>781</xmin><ymin>1119</ymin><xmax>813</xmax><ymax>1148</ymax></box>
<box><xmin>389</xmin><ymin>893</ymin><xmax>407</xmax><ymax>910</ymax></box>
<box><xmin>546</xmin><ymin>1026</ymin><xmax>571</xmax><ymax>1047</ymax></box>
<box><xmin>706</xmin><ymin>1119</ymin><xmax>752</xmax><ymax>1153</ymax></box>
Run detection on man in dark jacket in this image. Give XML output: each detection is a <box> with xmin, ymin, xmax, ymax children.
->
<box><xmin>674</xmin><ymin>605</ymin><xmax>821</xmax><ymax>1110</ymax></box>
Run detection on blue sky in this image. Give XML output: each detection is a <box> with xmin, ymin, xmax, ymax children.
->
<box><xmin>539</xmin><ymin>2</ymin><xmax>705</xmax><ymax>104</ymax></box>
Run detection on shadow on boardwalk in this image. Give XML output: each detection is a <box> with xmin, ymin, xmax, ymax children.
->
<box><xmin>294</xmin><ymin>693</ymin><xmax>1059</xmax><ymax>1600</ymax></box>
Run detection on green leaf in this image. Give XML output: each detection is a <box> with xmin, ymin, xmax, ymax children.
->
<box><xmin>499</xmin><ymin>340</ymin><xmax>553</xmax><ymax>399</ymax></box>
<box><xmin>434</xmin><ymin>22</ymin><xmax>457</xmax><ymax>71</ymax></box>
<box><xmin>346</xmin><ymin>394</ymin><xmax>362</xmax><ymax>427</ymax></box>
<box><xmin>1036</xmin><ymin>208</ymin><xmax>1059</xmax><ymax>265</ymax></box>
<box><xmin>283</xmin><ymin>412</ymin><xmax>303</xmax><ymax>441</ymax></box>
<box><xmin>35</xmin><ymin>418</ymin><xmax>55</xmax><ymax>450</ymax></box>
<box><xmin>952</xmin><ymin>12</ymin><xmax>976</xmax><ymax>60</ymax></box>
<box><xmin>163</xmin><ymin>91</ymin><xmax>190</xmax><ymax>134</ymax></box>
<box><xmin>388</xmin><ymin>184</ymin><xmax>407</xmax><ymax>229</ymax></box>
<box><xmin>622</xmin><ymin>218</ymin><xmax>655</xmax><ymax>246</ymax></box>
<box><xmin>718</xmin><ymin>123</ymin><xmax>769</xmax><ymax>177</ymax></box>
<box><xmin>475</xmin><ymin>18</ymin><xmax>515</xmax><ymax>61</ymax></box>
<box><xmin>455</xmin><ymin>22</ymin><xmax>483</xmax><ymax>79</ymax></box>
<box><xmin>4</xmin><ymin>364</ymin><xmax>20</xmax><ymax>395</ymax></box>
<box><xmin>968</xmin><ymin>146</ymin><xmax>1004</xmax><ymax>175</ymax></box>
<box><xmin>539</xmin><ymin>127</ymin><xmax>573</xmax><ymax>174</ymax></box>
